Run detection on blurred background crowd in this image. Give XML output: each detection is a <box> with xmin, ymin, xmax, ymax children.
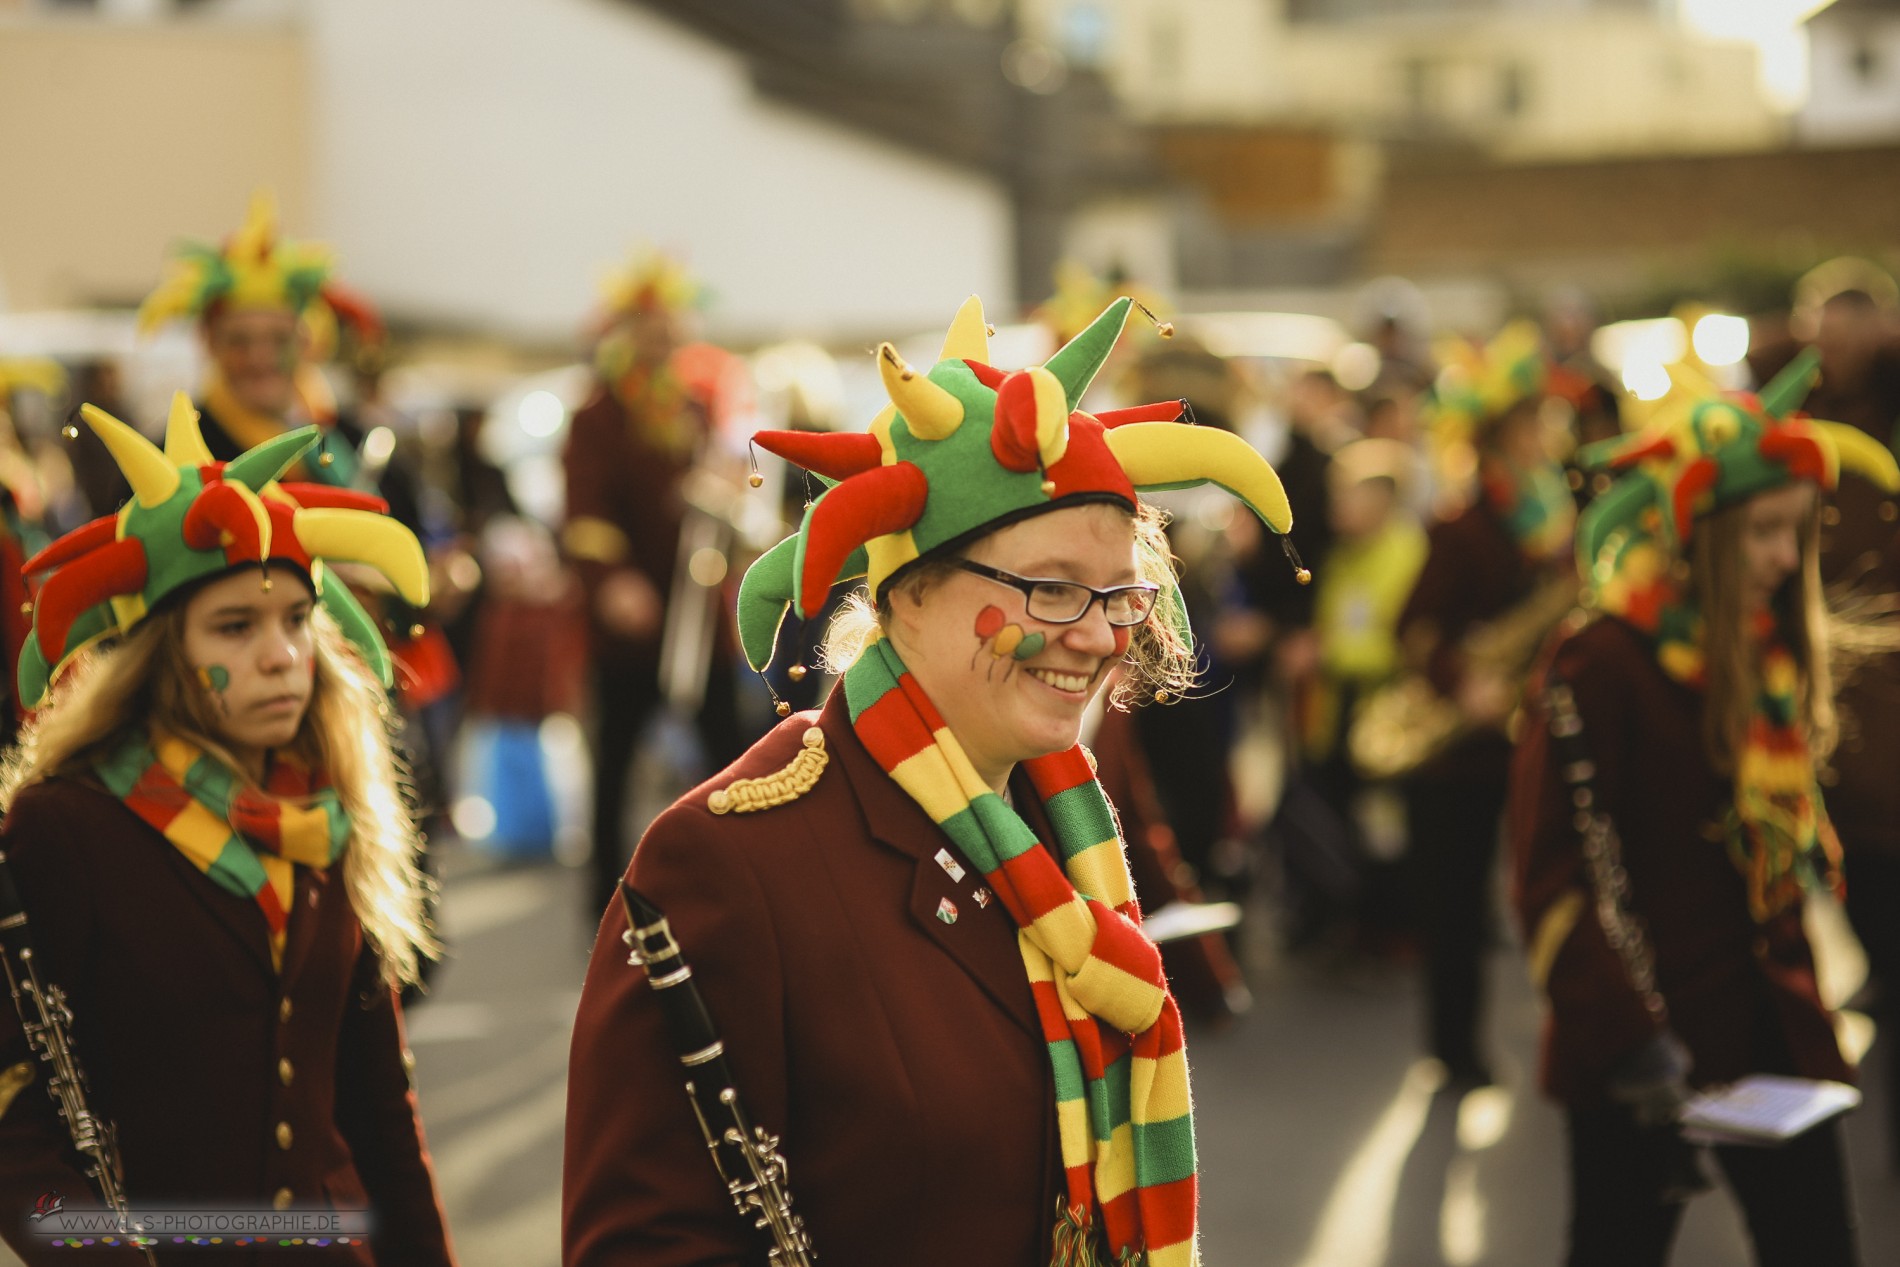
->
<box><xmin>3</xmin><ymin>0</ymin><xmax>1899</xmax><ymax>1264</ymax></box>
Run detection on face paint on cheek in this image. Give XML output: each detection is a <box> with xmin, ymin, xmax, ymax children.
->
<box><xmin>197</xmin><ymin>664</ymin><xmax>232</xmax><ymax>717</ymax></box>
<box><xmin>1112</xmin><ymin>626</ymin><xmax>1132</xmax><ymax>657</ymax></box>
<box><xmin>1012</xmin><ymin>632</ymin><xmax>1045</xmax><ymax>661</ymax></box>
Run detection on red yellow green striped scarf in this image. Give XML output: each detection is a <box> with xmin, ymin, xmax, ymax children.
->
<box><xmin>843</xmin><ymin>637</ymin><xmax>1198</xmax><ymax>1267</ymax></box>
<box><xmin>1596</xmin><ymin>555</ymin><xmax>1839</xmax><ymax>921</ymax></box>
<box><xmin>97</xmin><ymin>728</ymin><xmax>350</xmax><ymax>968</ymax></box>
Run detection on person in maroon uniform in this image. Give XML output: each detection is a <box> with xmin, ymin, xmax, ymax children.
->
<box><xmin>0</xmin><ymin>396</ymin><xmax>455</xmax><ymax>1265</ymax></box>
<box><xmin>1396</xmin><ymin>320</ymin><xmax>1576</xmax><ymax>1085</ymax></box>
<box><xmin>1511</xmin><ymin>351</ymin><xmax>1897</xmax><ymax>1266</ymax></box>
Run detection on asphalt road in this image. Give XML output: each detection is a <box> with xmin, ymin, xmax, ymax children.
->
<box><xmin>402</xmin><ymin>847</ymin><xmax>1900</xmax><ymax>1267</ymax></box>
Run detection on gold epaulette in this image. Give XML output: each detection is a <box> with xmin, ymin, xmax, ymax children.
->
<box><xmin>708</xmin><ymin>727</ymin><xmax>828</xmax><ymax>815</ymax></box>
<box><xmin>0</xmin><ymin>1060</ymin><xmax>34</xmax><ymax>1121</ymax></box>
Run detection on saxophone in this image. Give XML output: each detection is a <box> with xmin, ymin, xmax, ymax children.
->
<box><xmin>619</xmin><ymin>882</ymin><xmax>816</xmax><ymax>1264</ymax></box>
<box><xmin>0</xmin><ymin>851</ymin><xmax>157</xmax><ymax>1264</ymax></box>
<box><xmin>1349</xmin><ymin>569</ymin><xmax>1579</xmax><ymax>781</ymax></box>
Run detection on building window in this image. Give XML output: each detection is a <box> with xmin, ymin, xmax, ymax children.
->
<box><xmin>1851</xmin><ymin>40</ymin><xmax>1881</xmax><ymax>86</ymax></box>
<box><xmin>1499</xmin><ymin>61</ymin><xmax>1528</xmax><ymax>117</ymax></box>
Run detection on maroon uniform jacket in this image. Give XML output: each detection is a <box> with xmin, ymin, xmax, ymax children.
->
<box><xmin>563</xmin><ymin>693</ymin><xmax>1065</xmax><ymax>1266</ymax></box>
<box><xmin>1509</xmin><ymin>617</ymin><xmax>1850</xmax><ymax>1104</ymax></box>
<box><xmin>560</xmin><ymin>387</ymin><xmax>696</xmax><ymax>666</ymax></box>
<box><xmin>0</xmin><ymin>778</ymin><xmax>455</xmax><ymax>1266</ymax></box>
<box><xmin>1397</xmin><ymin>495</ymin><xmax>1543</xmax><ymax>784</ymax></box>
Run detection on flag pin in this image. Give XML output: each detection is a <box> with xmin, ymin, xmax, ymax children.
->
<box><xmin>934</xmin><ymin>849</ymin><xmax>966</xmax><ymax>882</ymax></box>
<box><xmin>972</xmin><ymin>887</ymin><xmax>992</xmax><ymax>909</ymax></box>
<box><xmin>936</xmin><ymin>897</ymin><xmax>958</xmax><ymax>925</ymax></box>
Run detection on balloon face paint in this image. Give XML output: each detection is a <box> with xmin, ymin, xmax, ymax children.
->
<box><xmin>1012</xmin><ymin>632</ymin><xmax>1045</xmax><ymax>661</ymax></box>
<box><xmin>197</xmin><ymin>663</ymin><xmax>232</xmax><ymax>716</ymax></box>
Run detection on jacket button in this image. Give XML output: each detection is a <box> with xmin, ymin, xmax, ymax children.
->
<box><xmin>279</xmin><ymin>997</ymin><xmax>293</xmax><ymax>1022</ymax></box>
<box><xmin>278</xmin><ymin>1058</ymin><xmax>294</xmax><ymax>1087</ymax></box>
<box><xmin>276</xmin><ymin>1121</ymin><xmax>293</xmax><ymax>1150</ymax></box>
<box><xmin>272</xmin><ymin>1188</ymin><xmax>293</xmax><ymax>1211</ymax></box>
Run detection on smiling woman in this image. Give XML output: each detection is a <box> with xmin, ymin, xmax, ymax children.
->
<box><xmin>565</xmin><ymin>295</ymin><xmax>1300</xmax><ymax>1267</ymax></box>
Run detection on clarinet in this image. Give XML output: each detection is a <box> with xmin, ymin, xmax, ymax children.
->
<box><xmin>619</xmin><ymin>882</ymin><xmax>816</xmax><ymax>1264</ymax></box>
<box><xmin>0</xmin><ymin>851</ymin><xmax>157</xmax><ymax>1264</ymax></box>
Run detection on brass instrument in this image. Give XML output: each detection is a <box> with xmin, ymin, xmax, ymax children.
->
<box><xmin>0</xmin><ymin>852</ymin><xmax>157</xmax><ymax>1264</ymax></box>
<box><xmin>620</xmin><ymin>882</ymin><xmax>816</xmax><ymax>1264</ymax></box>
<box><xmin>1349</xmin><ymin>570</ymin><xmax>1579</xmax><ymax>781</ymax></box>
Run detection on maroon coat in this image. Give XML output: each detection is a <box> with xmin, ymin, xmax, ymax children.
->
<box><xmin>563</xmin><ymin>692</ymin><xmax>1065</xmax><ymax>1266</ymax></box>
<box><xmin>1509</xmin><ymin>617</ymin><xmax>1850</xmax><ymax>1104</ymax></box>
<box><xmin>0</xmin><ymin>778</ymin><xmax>455</xmax><ymax>1266</ymax></box>
<box><xmin>1397</xmin><ymin>496</ymin><xmax>1544</xmax><ymax>784</ymax></box>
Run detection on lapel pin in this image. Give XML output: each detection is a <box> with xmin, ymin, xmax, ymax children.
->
<box><xmin>934</xmin><ymin>849</ymin><xmax>966</xmax><ymax>882</ymax></box>
<box><xmin>972</xmin><ymin>887</ymin><xmax>992</xmax><ymax>909</ymax></box>
<box><xmin>936</xmin><ymin>897</ymin><xmax>958</xmax><ymax>925</ymax></box>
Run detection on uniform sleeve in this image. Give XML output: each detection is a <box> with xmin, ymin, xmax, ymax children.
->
<box><xmin>0</xmin><ymin>788</ymin><xmax>146</xmax><ymax>1264</ymax></box>
<box><xmin>1507</xmin><ymin>635</ymin><xmax>1666</xmax><ymax>1100</ymax></box>
<box><xmin>333</xmin><ymin>945</ymin><xmax>457</xmax><ymax>1267</ymax></box>
<box><xmin>561</xmin><ymin>398</ymin><xmax>646</xmax><ymax>617</ymax></box>
<box><xmin>562</xmin><ymin>800</ymin><xmax>786</xmax><ymax>1267</ymax></box>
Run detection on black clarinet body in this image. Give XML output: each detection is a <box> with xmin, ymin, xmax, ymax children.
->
<box><xmin>619</xmin><ymin>882</ymin><xmax>816</xmax><ymax>1264</ymax></box>
<box><xmin>0</xmin><ymin>850</ymin><xmax>157</xmax><ymax>1263</ymax></box>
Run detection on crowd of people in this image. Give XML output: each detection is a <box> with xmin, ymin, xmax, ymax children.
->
<box><xmin>0</xmin><ymin>189</ymin><xmax>1894</xmax><ymax>1266</ymax></box>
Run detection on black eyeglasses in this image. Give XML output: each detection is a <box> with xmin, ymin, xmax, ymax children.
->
<box><xmin>952</xmin><ymin>560</ymin><xmax>1160</xmax><ymax>627</ymax></box>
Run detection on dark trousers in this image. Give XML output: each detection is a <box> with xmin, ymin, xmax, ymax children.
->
<box><xmin>1843</xmin><ymin>850</ymin><xmax>1900</xmax><ymax>1170</ymax></box>
<box><xmin>588</xmin><ymin>652</ymin><xmax>743</xmax><ymax>915</ymax></box>
<box><xmin>1565</xmin><ymin>1106</ymin><xmax>1858</xmax><ymax>1266</ymax></box>
<box><xmin>1404</xmin><ymin>771</ymin><xmax>1508</xmax><ymax>1074</ymax></box>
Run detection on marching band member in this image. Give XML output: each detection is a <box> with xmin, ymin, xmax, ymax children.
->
<box><xmin>560</xmin><ymin>253</ymin><xmax>740</xmax><ymax>915</ymax></box>
<box><xmin>1511</xmin><ymin>352</ymin><xmax>1897</xmax><ymax>1265</ymax></box>
<box><xmin>563</xmin><ymin>297</ymin><xmax>1300</xmax><ymax>1266</ymax></box>
<box><xmin>1394</xmin><ymin>320</ymin><xmax>1576</xmax><ymax>1086</ymax></box>
<box><xmin>0</xmin><ymin>395</ymin><xmax>455</xmax><ymax>1264</ymax></box>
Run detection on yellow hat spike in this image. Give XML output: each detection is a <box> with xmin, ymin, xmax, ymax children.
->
<box><xmin>877</xmin><ymin>343</ymin><xmax>963</xmax><ymax>440</ymax></box>
<box><xmin>1022</xmin><ymin>365</ymin><xmax>1071</xmax><ymax>468</ymax></box>
<box><xmin>162</xmin><ymin>391</ymin><xmax>216</xmax><ymax>467</ymax></box>
<box><xmin>81</xmin><ymin>403</ymin><xmax>180</xmax><ymax>509</ymax></box>
<box><xmin>1816</xmin><ymin>420</ymin><xmax>1900</xmax><ymax>493</ymax></box>
<box><xmin>1106</xmin><ymin>421</ymin><xmax>1294</xmax><ymax>534</ymax></box>
<box><xmin>291</xmin><ymin>507</ymin><xmax>431</xmax><ymax>606</ymax></box>
<box><xmin>938</xmin><ymin>294</ymin><xmax>991</xmax><ymax>365</ymax></box>
<box><xmin>230</xmin><ymin>188</ymin><xmax>279</xmax><ymax>263</ymax></box>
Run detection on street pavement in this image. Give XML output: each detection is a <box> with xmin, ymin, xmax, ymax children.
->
<box><xmin>403</xmin><ymin>847</ymin><xmax>1900</xmax><ymax>1266</ymax></box>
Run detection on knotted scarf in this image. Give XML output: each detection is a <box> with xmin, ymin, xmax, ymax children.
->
<box><xmin>1594</xmin><ymin>545</ymin><xmax>1839</xmax><ymax>921</ymax></box>
<box><xmin>96</xmin><ymin>728</ymin><xmax>351</xmax><ymax>968</ymax></box>
<box><xmin>842</xmin><ymin>637</ymin><xmax>1198</xmax><ymax>1267</ymax></box>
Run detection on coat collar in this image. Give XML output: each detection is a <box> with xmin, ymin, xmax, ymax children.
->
<box><xmin>814</xmin><ymin>691</ymin><xmax>1043</xmax><ymax>1041</ymax></box>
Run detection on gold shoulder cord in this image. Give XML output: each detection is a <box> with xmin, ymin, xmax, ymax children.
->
<box><xmin>709</xmin><ymin>728</ymin><xmax>828</xmax><ymax>815</ymax></box>
<box><xmin>0</xmin><ymin>1060</ymin><xmax>34</xmax><ymax>1120</ymax></box>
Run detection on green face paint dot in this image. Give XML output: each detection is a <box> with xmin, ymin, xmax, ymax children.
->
<box><xmin>1012</xmin><ymin>632</ymin><xmax>1045</xmax><ymax>661</ymax></box>
<box><xmin>201</xmin><ymin>664</ymin><xmax>231</xmax><ymax>692</ymax></box>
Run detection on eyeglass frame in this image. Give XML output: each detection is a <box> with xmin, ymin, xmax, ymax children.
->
<box><xmin>949</xmin><ymin>559</ymin><xmax>1161</xmax><ymax>628</ymax></box>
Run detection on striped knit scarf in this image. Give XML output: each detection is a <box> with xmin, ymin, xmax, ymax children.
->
<box><xmin>843</xmin><ymin>637</ymin><xmax>1199</xmax><ymax>1267</ymax></box>
<box><xmin>97</xmin><ymin>728</ymin><xmax>350</xmax><ymax>968</ymax></box>
<box><xmin>1596</xmin><ymin>554</ymin><xmax>1839</xmax><ymax>921</ymax></box>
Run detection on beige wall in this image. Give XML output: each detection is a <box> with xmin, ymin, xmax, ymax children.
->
<box><xmin>0</xmin><ymin>19</ymin><xmax>309</xmax><ymax>312</ymax></box>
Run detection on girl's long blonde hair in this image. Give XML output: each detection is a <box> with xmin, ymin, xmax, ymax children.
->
<box><xmin>1690</xmin><ymin>497</ymin><xmax>1832</xmax><ymax>774</ymax></box>
<box><xmin>0</xmin><ymin>597</ymin><xmax>439</xmax><ymax>986</ymax></box>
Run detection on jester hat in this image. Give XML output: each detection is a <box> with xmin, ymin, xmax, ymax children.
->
<box><xmin>17</xmin><ymin>393</ymin><xmax>429</xmax><ymax>707</ymax></box>
<box><xmin>735</xmin><ymin>296</ymin><xmax>1297</xmax><ymax>671</ymax></box>
<box><xmin>597</xmin><ymin>249</ymin><xmax>702</xmax><ymax>323</ymax></box>
<box><xmin>1576</xmin><ymin>348</ymin><xmax>1900</xmax><ymax>590</ymax></box>
<box><xmin>137</xmin><ymin>190</ymin><xmax>383</xmax><ymax>346</ymax></box>
<box><xmin>1422</xmin><ymin>318</ymin><xmax>1548</xmax><ymax>443</ymax></box>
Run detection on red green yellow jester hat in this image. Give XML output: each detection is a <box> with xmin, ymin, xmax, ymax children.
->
<box><xmin>1577</xmin><ymin>348</ymin><xmax>1900</xmax><ymax>593</ymax></box>
<box><xmin>137</xmin><ymin>189</ymin><xmax>383</xmax><ymax>350</ymax></box>
<box><xmin>735</xmin><ymin>295</ymin><xmax>1298</xmax><ymax>671</ymax></box>
<box><xmin>17</xmin><ymin>392</ymin><xmax>429</xmax><ymax>707</ymax></box>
